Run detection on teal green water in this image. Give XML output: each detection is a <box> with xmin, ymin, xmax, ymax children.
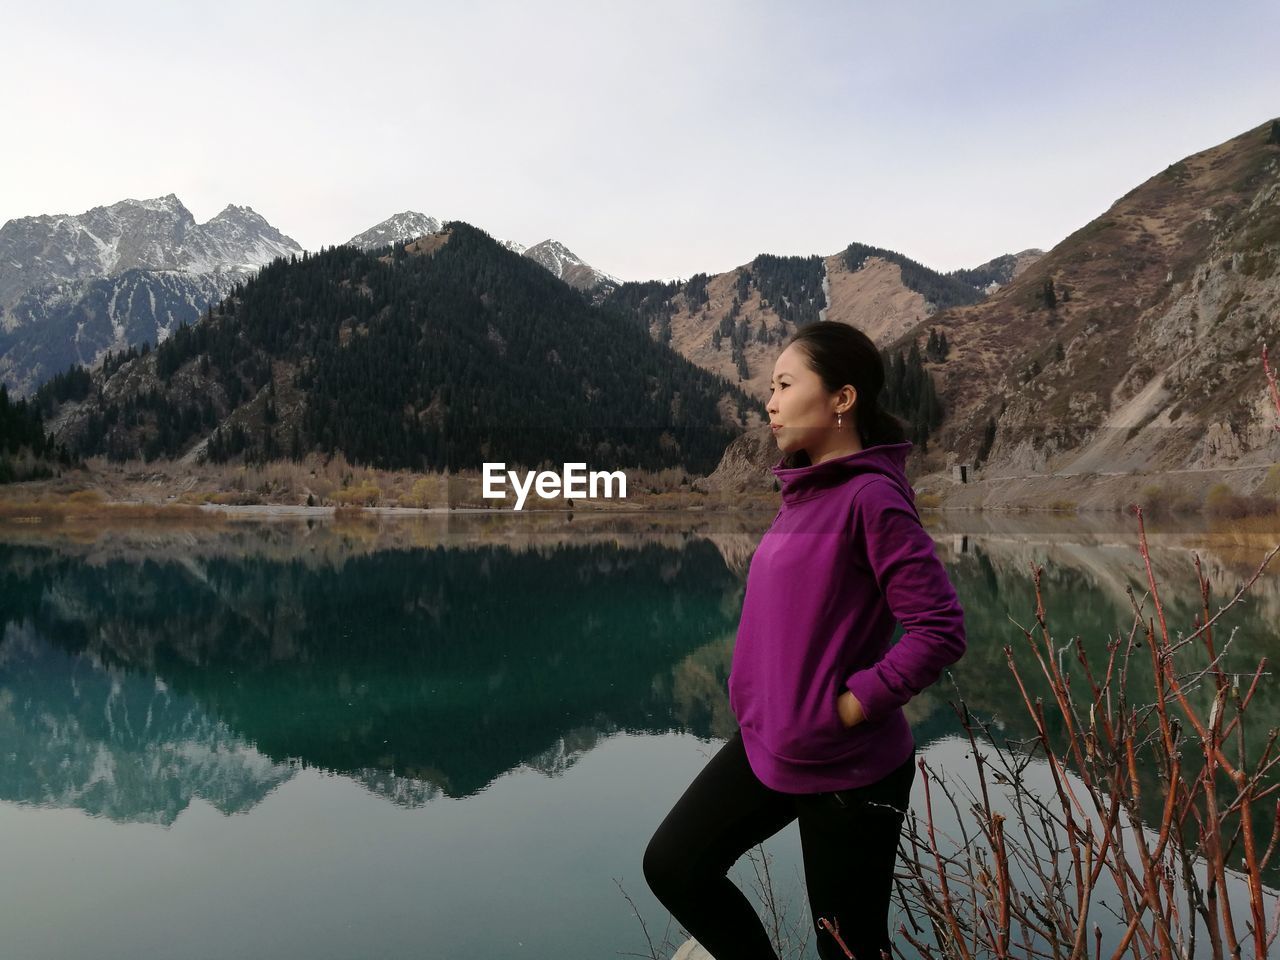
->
<box><xmin>0</xmin><ymin>514</ymin><xmax>1276</xmax><ymax>959</ymax></box>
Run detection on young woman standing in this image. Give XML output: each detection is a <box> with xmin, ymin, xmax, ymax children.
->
<box><xmin>643</xmin><ymin>322</ymin><xmax>967</xmax><ymax>960</ymax></box>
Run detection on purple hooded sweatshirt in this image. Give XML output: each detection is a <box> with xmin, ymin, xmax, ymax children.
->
<box><xmin>728</xmin><ymin>440</ymin><xmax>967</xmax><ymax>793</ymax></box>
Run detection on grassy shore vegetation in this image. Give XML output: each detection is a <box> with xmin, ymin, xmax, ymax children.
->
<box><xmin>4</xmin><ymin>442</ymin><xmax>1276</xmax><ymax>519</ymax></box>
<box><xmin>0</xmin><ymin>450</ymin><xmax>780</xmax><ymax>519</ymax></box>
<box><xmin>1134</xmin><ymin>469</ymin><xmax>1280</xmax><ymax>521</ymax></box>
<box><xmin>0</xmin><ymin>488</ymin><xmax>222</xmax><ymax>524</ymax></box>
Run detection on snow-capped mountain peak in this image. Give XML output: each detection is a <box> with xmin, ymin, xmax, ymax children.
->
<box><xmin>133</xmin><ymin>193</ymin><xmax>189</xmax><ymax>214</ymax></box>
<box><xmin>522</xmin><ymin>238</ymin><xmax>619</xmax><ymax>291</ymax></box>
<box><xmin>346</xmin><ymin>211</ymin><xmax>445</xmax><ymax>250</ymax></box>
<box><xmin>181</xmin><ymin>204</ymin><xmax>299</xmax><ymax>273</ymax></box>
<box><xmin>0</xmin><ymin>194</ymin><xmax>303</xmax><ymax>395</ymax></box>
<box><xmin>343</xmin><ymin>212</ymin><xmax>616</xmax><ymax>293</ymax></box>
<box><xmin>0</xmin><ymin>194</ymin><xmax>302</xmax><ymax>308</ymax></box>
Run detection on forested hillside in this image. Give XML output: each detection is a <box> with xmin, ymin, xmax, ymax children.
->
<box><xmin>43</xmin><ymin>224</ymin><xmax>756</xmax><ymax>475</ymax></box>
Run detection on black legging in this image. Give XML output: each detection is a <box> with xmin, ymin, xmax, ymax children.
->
<box><xmin>643</xmin><ymin>729</ymin><xmax>916</xmax><ymax>960</ymax></box>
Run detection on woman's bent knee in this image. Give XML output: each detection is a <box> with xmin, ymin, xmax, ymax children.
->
<box><xmin>642</xmin><ymin>827</ymin><xmax>682</xmax><ymax>898</ymax></box>
<box><xmin>644</xmin><ymin>817</ymin><xmax>717</xmax><ymax>901</ymax></box>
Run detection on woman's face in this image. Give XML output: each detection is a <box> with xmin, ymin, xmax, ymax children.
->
<box><xmin>766</xmin><ymin>342</ymin><xmax>857</xmax><ymax>460</ymax></box>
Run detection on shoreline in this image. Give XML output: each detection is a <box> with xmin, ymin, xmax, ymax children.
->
<box><xmin>2</xmin><ymin>457</ymin><xmax>1278</xmax><ymax>525</ymax></box>
<box><xmin>1</xmin><ymin>495</ymin><xmax>1277</xmax><ymax>530</ymax></box>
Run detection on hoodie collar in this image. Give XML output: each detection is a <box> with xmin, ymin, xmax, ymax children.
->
<box><xmin>771</xmin><ymin>441</ymin><xmax>914</xmax><ymax>505</ymax></box>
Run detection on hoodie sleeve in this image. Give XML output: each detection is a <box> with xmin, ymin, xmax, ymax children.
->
<box><xmin>844</xmin><ymin>478</ymin><xmax>967</xmax><ymax>721</ymax></box>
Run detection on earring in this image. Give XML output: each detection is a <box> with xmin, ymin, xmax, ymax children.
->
<box><xmin>837</xmin><ymin>413</ymin><xmax>843</xmax><ymax>428</ymax></box>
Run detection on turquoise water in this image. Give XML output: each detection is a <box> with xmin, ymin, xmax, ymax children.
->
<box><xmin>1</xmin><ymin>512</ymin><xmax>1276</xmax><ymax>959</ymax></box>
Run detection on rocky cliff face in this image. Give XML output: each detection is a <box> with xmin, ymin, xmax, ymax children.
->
<box><xmin>0</xmin><ymin>194</ymin><xmax>299</xmax><ymax>309</ymax></box>
<box><xmin>690</xmin><ymin>121</ymin><xmax>1280</xmax><ymax>497</ymax></box>
<box><xmin>520</xmin><ymin>238</ymin><xmax>619</xmax><ymax>294</ymax></box>
<box><xmin>0</xmin><ymin>195</ymin><xmax>302</xmax><ymax>396</ymax></box>
<box><xmin>902</xmin><ymin>118</ymin><xmax>1280</xmax><ymax>481</ymax></box>
<box><xmin>611</xmin><ymin>245</ymin><xmax>1014</xmax><ymax>436</ymax></box>
<box><xmin>0</xmin><ymin>268</ymin><xmax>239</xmax><ymax>396</ymax></box>
<box><xmin>693</xmin><ymin>424</ymin><xmax>783</xmax><ymax>495</ymax></box>
<box><xmin>345</xmin><ymin>211</ymin><xmax>445</xmax><ymax>250</ymax></box>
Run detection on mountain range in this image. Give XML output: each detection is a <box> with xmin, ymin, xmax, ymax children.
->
<box><xmin>344</xmin><ymin>213</ymin><xmax>620</xmax><ymax>295</ymax></box>
<box><xmin>0</xmin><ymin>195</ymin><xmax>303</xmax><ymax>397</ymax></box>
<box><xmin>6</xmin><ymin>117</ymin><xmax>1280</xmax><ymax>493</ymax></box>
<box><xmin>697</xmin><ymin>119</ymin><xmax>1280</xmax><ymax>495</ymax></box>
<box><xmin>0</xmin><ymin>193</ymin><xmax>1025</xmax><ymax>407</ymax></box>
<box><xmin>0</xmin><ymin>202</ymin><xmax>624</xmax><ymax>397</ymax></box>
<box><xmin>911</xmin><ymin>117</ymin><xmax>1280</xmax><ymax>480</ymax></box>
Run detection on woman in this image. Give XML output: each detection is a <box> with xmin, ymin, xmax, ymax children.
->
<box><xmin>643</xmin><ymin>322</ymin><xmax>967</xmax><ymax>960</ymax></box>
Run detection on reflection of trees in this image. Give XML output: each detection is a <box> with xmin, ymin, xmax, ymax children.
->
<box><xmin>2</xmin><ymin>520</ymin><xmax>1275</xmax><ymax>857</ymax></box>
<box><xmin>668</xmin><ymin>632</ymin><xmax>738</xmax><ymax>741</ymax></box>
<box><xmin>0</xmin><ymin>538</ymin><xmax>744</xmax><ymax>800</ymax></box>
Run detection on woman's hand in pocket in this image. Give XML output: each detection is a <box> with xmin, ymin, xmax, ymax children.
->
<box><xmin>837</xmin><ymin>690</ymin><xmax>866</xmax><ymax>728</ymax></box>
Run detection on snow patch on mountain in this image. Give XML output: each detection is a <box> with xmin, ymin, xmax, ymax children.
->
<box><xmin>0</xmin><ymin>194</ymin><xmax>302</xmax><ymax>310</ymax></box>
<box><xmin>521</xmin><ymin>238</ymin><xmax>619</xmax><ymax>292</ymax></box>
<box><xmin>346</xmin><ymin>211</ymin><xmax>445</xmax><ymax>250</ymax></box>
<box><xmin>346</xmin><ymin>211</ymin><xmax>617</xmax><ymax>293</ymax></box>
<box><xmin>0</xmin><ymin>195</ymin><xmax>302</xmax><ymax>394</ymax></box>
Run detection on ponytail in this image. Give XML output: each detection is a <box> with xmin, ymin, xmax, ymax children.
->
<box><xmin>855</xmin><ymin>392</ymin><xmax>908</xmax><ymax>446</ymax></box>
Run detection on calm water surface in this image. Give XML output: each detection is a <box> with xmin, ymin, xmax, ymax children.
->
<box><xmin>1</xmin><ymin>510</ymin><xmax>1276</xmax><ymax>959</ymax></box>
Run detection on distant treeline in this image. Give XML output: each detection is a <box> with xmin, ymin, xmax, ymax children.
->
<box><xmin>0</xmin><ymin>384</ymin><xmax>73</xmax><ymax>482</ymax></box>
<box><xmin>881</xmin><ymin>338</ymin><xmax>945</xmax><ymax>452</ymax></box>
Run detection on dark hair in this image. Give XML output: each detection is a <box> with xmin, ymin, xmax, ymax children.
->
<box><xmin>777</xmin><ymin>322</ymin><xmax>908</xmax><ymax>468</ymax></box>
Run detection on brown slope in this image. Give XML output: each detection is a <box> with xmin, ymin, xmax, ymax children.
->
<box><xmin>662</xmin><ymin>254</ymin><xmax>944</xmax><ymax>427</ymax></box>
<box><xmin>891</xmin><ymin>118</ymin><xmax>1280</xmax><ymax>479</ymax></box>
<box><xmin>821</xmin><ymin>253</ymin><xmax>931</xmax><ymax>344</ymax></box>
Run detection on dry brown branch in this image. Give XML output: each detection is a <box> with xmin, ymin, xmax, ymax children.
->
<box><xmin>893</xmin><ymin>512</ymin><xmax>1280</xmax><ymax>959</ymax></box>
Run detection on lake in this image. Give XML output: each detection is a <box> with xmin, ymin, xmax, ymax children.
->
<box><xmin>1</xmin><ymin>509</ymin><xmax>1276</xmax><ymax>959</ymax></box>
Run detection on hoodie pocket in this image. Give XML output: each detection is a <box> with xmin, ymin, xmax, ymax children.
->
<box><xmin>765</xmin><ymin>677</ymin><xmax>862</xmax><ymax>765</ymax></box>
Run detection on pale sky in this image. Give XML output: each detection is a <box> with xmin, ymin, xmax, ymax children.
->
<box><xmin>5</xmin><ymin>0</ymin><xmax>1279</xmax><ymax>282</ymax></box>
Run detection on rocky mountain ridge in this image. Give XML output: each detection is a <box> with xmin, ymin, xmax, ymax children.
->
<box><xmin>0</xmin><ymin>196</ymin><xmax>303</xmax><ymax>396</ymax></box>
<box><xmin>0</xmin><ymin>194</ymin><xmax>300</xmax><ymax>309</ymax></box>
<box><xmin>895</xmin><ymin>118</ymin><xmax>1280</xmax><ymax>482</ymax></box>
<box><xmin>346</xmin><ymin>211</ymin><xmax>619</xmax><ymax>294</ymax></box>
<box><xmin>693</xmin><ymin>119</ymin><xmax>1280</xmax><ymax>497</ymax></box>
<box><xmin>604</xmin><ymin>242</ymin><xmax>1038</xmax><ymax>421</ymax></box>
